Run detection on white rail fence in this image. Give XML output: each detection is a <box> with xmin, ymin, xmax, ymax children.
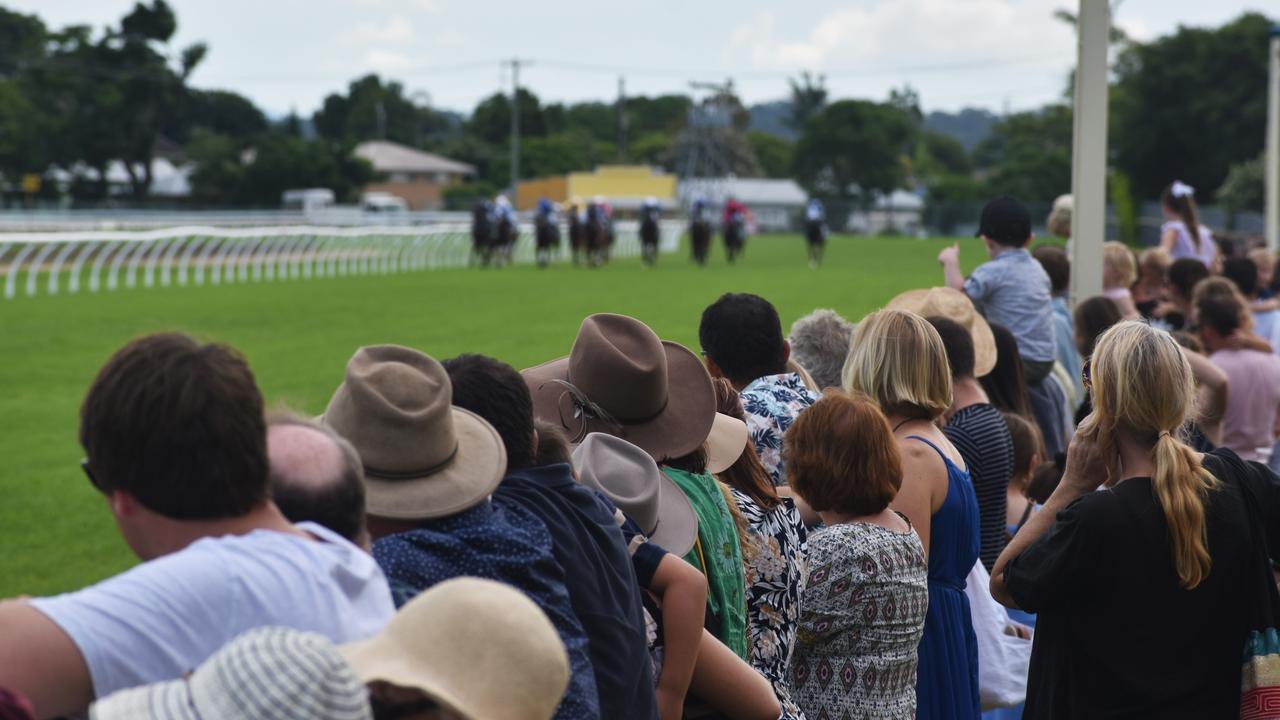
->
<box><xmin>0</xmin><ymin>221</ymin><xmax>683</xmax><ymax>300</ymax></box>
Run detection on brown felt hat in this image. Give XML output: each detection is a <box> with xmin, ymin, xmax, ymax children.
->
<box><xmin>523</xmin><ymin>314</ymin><xmax>716</xmax><ymax>462</ymax></box>
<box><xmin>321</xmin><ymin>345</ymin><xmax>506</xmax><ymax>520</ymax></box>
<box><xmin>886</xmin><ymin>287</ymin><xmax>998</xmax><ymax>377</ymax></box>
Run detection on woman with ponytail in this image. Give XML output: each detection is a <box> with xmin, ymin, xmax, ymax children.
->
<box><xmin>990</xmin><ymin>320</ymin><xmax>1280</xmax><ymax>718</ymax></box>
<box><xmin>1159</xmin><ymin>180</ymin><xmax>1218</xmax><ymax>269</ymax></box>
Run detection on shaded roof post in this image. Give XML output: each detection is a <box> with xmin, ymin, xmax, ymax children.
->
<box><xmin>1070</xmin><ymin>0</ymin><xmax>1110</xmax><ymax>302</ymax></box>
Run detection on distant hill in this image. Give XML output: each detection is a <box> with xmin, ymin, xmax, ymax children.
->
<box><xmin>923</xmin><ymin>109</ymin><xmax>998</xmax><ymax>151</ymax></box>
<box><xmin>748</xmin><ymin>101</ymin><xmax>798</xmax><ymax>141</ymax></box>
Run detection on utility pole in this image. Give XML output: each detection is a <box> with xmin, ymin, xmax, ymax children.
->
<box><xmin>505</xmin><ymin>58</ymin><xmax>528</xmax><ymax>198</ymax></box>
<box><xmin>1266</xmin><ymin>25</ymin><xmax>1280</xmax><ymax>251</ymax></box>
<box><xmin>1070</xmin><ymin>0</ymin><xmax>1110</xmax><ymax>302</ymax></box>
<box><xmin>618</xmin><ymin>76</ymin><xmax>628</xmax><ymax>160</ymax></box>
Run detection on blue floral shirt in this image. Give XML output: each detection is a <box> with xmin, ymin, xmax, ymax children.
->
<box><xmin>741</xmin><ymin>373</ymin><xmax>820</xmax><ymax>486</ymax></box>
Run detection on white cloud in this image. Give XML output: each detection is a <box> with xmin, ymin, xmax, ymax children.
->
<box><xmin>432</xmin><ymin>28</ymin><xmax>466</xmax><ymax>49</ymax></box>
<box><xmin>365</xmin><ymin>49</ymin><xmax>413</xmax><ymax>71</ymax></box>
<box><xmin>339</xmin><ymin>14</ymin><xmax>415</xmax><ymax>47</ymax></box>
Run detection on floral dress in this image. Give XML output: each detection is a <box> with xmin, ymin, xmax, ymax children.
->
<box><xmin>732</xmin><ymin>490</ymin><xmax>808</xmax><ymax>718</ymax></box>
<box><xmin>789</xmin><ymin>517</ymin><xmax>929</xmax><ymax>720</ymax></box>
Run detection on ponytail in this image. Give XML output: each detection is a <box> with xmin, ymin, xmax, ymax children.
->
<box><xmin>1150</xmin><ymin>431</ymin><xmax>1217</xmax><ymax>589</ymax></box>
<box><xmin>1163</xmin><ymin>184</ymin><xmax>1204</xmax><ymax>252</ymax></box>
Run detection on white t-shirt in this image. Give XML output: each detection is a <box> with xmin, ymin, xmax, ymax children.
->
<box><xmin>30</xmin><ymin>522</ymin><xmax>394</xmax><ymax>698</ymax></box>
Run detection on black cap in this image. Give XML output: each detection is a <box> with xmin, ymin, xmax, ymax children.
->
<box><xmin>976</xmin><ymin>196</ymin><xmax>1032</xmax><ymax>247</ymax></box>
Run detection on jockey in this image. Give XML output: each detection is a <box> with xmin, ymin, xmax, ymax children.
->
<box><xmin>805</xmin><ymin>198</ymin><xmax>825</xmax><ymax>222</ymax></box>
<box><xmin>723</xmin><ymin>196</ymin><xmax>746</xmax><ymax>227</ymax></box>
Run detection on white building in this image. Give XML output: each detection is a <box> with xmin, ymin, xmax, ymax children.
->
<box><xmin>677</xmin><ymin>177</ymin><xmax>808</xmax><ymax>231</ymax></box>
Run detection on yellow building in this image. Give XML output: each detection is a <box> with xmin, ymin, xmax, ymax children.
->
<box><xmin>517</xmin><ymin>165</ymin><xmax>676</xmax><ymax>211</ymax></box>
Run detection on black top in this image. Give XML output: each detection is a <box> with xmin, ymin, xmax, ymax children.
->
<box><xmin>944</xmin><ymin>403</ymin><xmax>1015</xmax><ymax>571</ymax></box>
<box><xmin>1005</xmin><ymin>448</ymin><xmax>1279</xmax><ymax>719</ymax></box>
<box><xmin>494</xmin><ymin>464</ymin><xmax>659</xmax><ymax>720</ymax></box>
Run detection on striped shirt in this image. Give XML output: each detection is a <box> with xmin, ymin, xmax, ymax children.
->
<box><xmin>943</xmin><ymin>403</ymin><xmax>1014</xmax><ymax>571</ymax></box>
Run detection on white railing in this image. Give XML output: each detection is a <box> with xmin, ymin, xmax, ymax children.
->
<box><xmin>0</xmin><ymin>220</ymin><xmax>683</xmax><ymax>300</ymax></box>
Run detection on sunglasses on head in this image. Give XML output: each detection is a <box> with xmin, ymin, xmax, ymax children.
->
<box><xmin>1081</xmin><ymin>358</ymin><xmax>1092</xmax><ymax>390</ymax></box>
<box><xmin>81</xmin><ymin>458</ymin><xmax>107</xmax><ymax>494</ymax></box>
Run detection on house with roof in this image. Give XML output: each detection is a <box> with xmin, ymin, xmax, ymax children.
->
<box><xmin>354</xmin><ymin>140</ymin><xmax>476</xmax><ymax>210</ymax></box>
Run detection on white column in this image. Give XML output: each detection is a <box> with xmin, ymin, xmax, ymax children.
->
<box><xmin>1070</xmin><ymin>0</ymin><xmax>1111</xmax><ymax>302</ymax></box>
<box><xmin>1266</xmin><ymin>28</ymin><xmax>1279</xmax><ymax>251</ymax></box>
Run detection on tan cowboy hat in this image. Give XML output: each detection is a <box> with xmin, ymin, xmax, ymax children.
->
<box><xmin>705</xmin><ymin>412</ymin><xmax>749</xmax><ymax>474</ymax></box>
<box><xmin>523</xmin><ymin>314</ymin><xmax>716</xmax><ymax>462</ymax></box>
<box><xmin>341</xmin><ymin>577</ymin><xmax>570</xmax><ymax>720</ymax></box>
<box><xmin>321</xmin><ymin>345</ymin><xmax>506</xmax><ymax>520</ymax></box>
<box><xmin>886</xmin><ymin>287</ymin><xmax>997</xmax><ymax>377</ymax></box>
<box><xmin>572</xmin><ymin>433</ymin><xmax>698</xmax><ymax>555</ymax></box>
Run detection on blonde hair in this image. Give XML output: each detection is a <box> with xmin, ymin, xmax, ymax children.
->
<box><xmin>1191</xmin><ymin>276</ymin><xmax>1253</xmax><ymax>331</ymax></box>
<box><xmin>1103</xmin><ymin>242</ymin><xmax>1137</xmax><ymax>288</ymax></box>
<box><xmin>842</xmin><ymin>309</ymin><xmax>952</xmax><ymax>420</ymax></box>
<box><xmin>1091</xmin><ymin>321</ymin><xmax>1218</xmax><ymax>589</ymax></box>
<box><xmin>1248</xmin><ymin>248</ymin><xmax>1275</xmax><ymax>275</ymax></box>
<box><xmin>1137</xmin><ymin>247</ymin><xmax>1171</xmax><ymax>276</ymax></box>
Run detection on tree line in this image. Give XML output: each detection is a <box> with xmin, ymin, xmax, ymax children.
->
<box><xmin>0</xmin><ymin>2</ymin><xmax>1274</xmax><ymax>221</ymax></box>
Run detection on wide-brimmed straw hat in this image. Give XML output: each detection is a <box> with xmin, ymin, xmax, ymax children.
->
<box><xmin>321</xmin><ymin>345</ymin><xmax>506</xmax><ymax>520</ymax></box>
<box><xmin>572</xmin><ymin>432</ymin><xmax>698</xmax><ymax>555</ymax></box>
<box><xmin>524</xmin><ymin>314</ymin><xmax>716</xmax><ymax>461</ymax></box>
<box><xmin>886</xmin><ymin>287</ymin><xmax>997</xmax><ymax>377</ymax></box>
<box><xmin>341</xmin><ymin>577</ymin><xmax>569</xmax><ymax>720</ymax></box>
<box><xmin>91</xmin><ymin>628</ymin><xmax>371</xmax><ymax>720</ymax></box>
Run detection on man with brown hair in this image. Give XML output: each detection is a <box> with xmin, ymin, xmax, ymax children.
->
<box><xmin>0</xmin><ymin>333</ymin><xmax>394</xmax><ymax>719</ymax></box>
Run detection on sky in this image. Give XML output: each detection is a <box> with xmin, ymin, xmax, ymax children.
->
<box><xmin>12</xmin><ymin>0</ymin><xmax>1276</xmax><ymax>118</ymax></box>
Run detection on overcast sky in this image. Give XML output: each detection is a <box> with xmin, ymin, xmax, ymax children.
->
<box><xmin>12</xmin><ymin>0</ymin><xmax>1275</xmax><ymax>118</ymax></box>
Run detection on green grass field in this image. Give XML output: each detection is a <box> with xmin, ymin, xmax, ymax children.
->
<box><xmin>0</xmin><ymin>232</ymin><xmax>986</xmax><ymax>597</ymax></box>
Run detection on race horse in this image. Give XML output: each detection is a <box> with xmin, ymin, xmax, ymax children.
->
<box><xmin>470</xmin><ymin>201</ymin><xmax>493</xmax><ymax>267</ymax></box>
<box><xmin>567</xmin><ymin>204</ymin><xmax>587</xmax><ymax>265</ymax></box>
<box><xmin>585</xmin><ymin>203</ymin><xmax>609</xmax><ymax>267</ymax></box>
<box><xmin>534</xmin><ymin>211</ymin><xmax>560</xmax><ymax>269</ymax></box>
<box><xmin>639</xmin><ymin>203</ymin><xmax>660</xmax><ymax>267</ymax></box>
<box><xmin>723</xmin><ymin>214</ymin><xmax>746</xmax><ymax>264</ymax></box>
<box><xmin>690</xmin><ymin>219</ymin><xmax>711</xmax><ymax>266</ymax></box>
<box><xmin>804</xmin><ymin>217</ymin><xmax>826</xmax><ymax>267</ymax></box>
<box><xmin>495</xmin><ymin>214</ymin><xmax>518</xmax><ymax>267</ymax></box>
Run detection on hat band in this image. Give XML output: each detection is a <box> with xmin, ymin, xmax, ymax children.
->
<box><xmin>364</xmin><ymin>442</ymin><xmax>459</xmax><ymax>481</ymax></box>
<box><xmin>548</xmin><ymin>378</ymin><xmax>669</xmax><ymax>441</ymax></box>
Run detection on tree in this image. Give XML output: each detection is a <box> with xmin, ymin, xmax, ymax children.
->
<box><xmin>0</xmin><ymin>7</ymin><xmax>45</xmax><ymax>77</ymax></box>
<box><xmin>787</xmin><ymin>72</ymin><xmax>827</xmax><ymax>131</ymax></box>
<box><xmin>793</xmin><ymin>99</ymin><xmax>914</xmax><ymax>200</ymax></box>
<box><xmin>748</xmin><ymin>131</ymin><xmax>793</xmax><ymax>179</ymax></box>
<box><xmin>1217</xmin><ymin>153</ymin><xmax>1267</xmax><ymax>227</ymax></box>
<box><xmin>313</xmin><ymin>75</ymin><xmax>452</xmax><ymax>147</ymax></box>
<box><xmin>1110</xmin><ymin>12</ymin><xmax>1273</xmax><ymax>201</ymax></box>
<box><xmin>972</xmin><ymin>105</ymin><xmax>1072</xmax><ymax>202</ymax></box>
<box><xmin>169</xmin><ymin>89</ymin><xmax>267</xmax><ymax>143</ymax></box>
<box><xmin>191</xmin><ymin>131</ymin><xmax>372</xmax><ymax>206</ymax></box>
<box><xmin>466</xmin><ymin>89</ymin><xmax>546</xmax><ymax>146</ymax></box>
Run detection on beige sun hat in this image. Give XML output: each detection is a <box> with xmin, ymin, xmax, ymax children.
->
<box><xmin>321</xmin><ymin>345</ymin><xmax>507</xmax><ymax>520</ymax></box>
<box><xmin>341</xmin><ymin>577</ymin><xmax>570</xmax><ymax>720</ymax></box>
<box><xmin>705</xmin><ymin>412</ymin><xmax>749</xmax><ymax>474</ymax></box>
<box><xmin>886</xmin><ymin>287</ymin><xmax>998</xmax><ymax>377</ymax></box>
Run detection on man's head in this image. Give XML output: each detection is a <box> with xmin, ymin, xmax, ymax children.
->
<box><xmin>976</xmin><ymin>196</ymin><xmax>1032</xmax><ymax>254</ymax></box>
<box><xmin>699</xmin><ymin>293</ymin><xmax>789</xmax><ymax>388</ymax></box>
<box><xmin>443</xmin><ymin>354</ymin><xmax>536</xmax><ymax>471</ymax></box>
<box><xmin>1031</xmin><ymin>245</ymin><xmax>1070</xmax><ymax>297</ymax></box>
<box><xmin>927</xmin><ymin>316</ymin><xmax>976</xmax><ymax>381</ymax></box>
<box><xmin>1167</xmin><ymin>258</ymin><xmax>1209</xmax><ymax>308</ymax></box>
<box><xmin>1221</xmin><ymin>256</ymin><xmax>1260</xmax><ymax>299</ymax></box>
<box><xmin>1196</xmin><ymin>294</ymin><xmax>1243</xmax><ymax>351</ymax></box>
<box><xmin>267</xmin><ymin>412</ymin><xmax>367</xmax><ymax>546</ymax></box>
<box><xmin>788</xmin><ymin>309</ymin><xmax>855</xmax><ymax>390</ymax></box>
<box><xmin>80</xmin><ymin>333</ymin><xmax>268</xmax><ymax>557</ymax></box>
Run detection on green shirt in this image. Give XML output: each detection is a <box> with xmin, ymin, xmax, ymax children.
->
<box><xmin>662</xmin><ymin>466</ymin><xmax>748</xmax><ymax>660</ymax></box>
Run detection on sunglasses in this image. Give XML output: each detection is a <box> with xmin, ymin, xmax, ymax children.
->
<box><xmin>1081</xmin><ymin>358</ymin><xmax>1092</xmax><ymax>391</ymax></box>
<box><xmin>81</xmin><ymin>458</ymin><xmax>107</xmax><ymax>494</ymax></box>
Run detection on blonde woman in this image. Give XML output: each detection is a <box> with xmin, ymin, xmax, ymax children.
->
<box><xmin>843</xmin><ymin>309</ymin><xmax>981</xmax><ymax>720</ymax></box>
<box><xmin>1101</xmin><ymin>242</ymin><xmax>1140</xmax><ymax>320</ymax></box>
<box><xmin>992</xmin><ymin>321</ymin><xmax>1280</xmax><ymax>718</ymax></box>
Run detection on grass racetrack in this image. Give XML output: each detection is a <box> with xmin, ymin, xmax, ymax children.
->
<box><xmin>0</xmin><ymin>232</ymin><xmax>985</xmax><ymax>596</ymax></box>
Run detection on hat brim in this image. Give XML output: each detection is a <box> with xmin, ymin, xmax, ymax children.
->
<box><xmin>705</xmin><ymin>413</ymin><xmax>748</xmax><ymax>475</ymax></box>
<box><xmin>886</xmin><ymin>288</ymin><xmax>998</xmax><ymax>378</ymax></box>
<box><xmin>523</xmin><ymin>341</ymin><xmax>715</xmax><ymax>462</ymax></box>
<box><xmin>651</xmin><ymin>473</ymin><xmax>699</xmax><ymax>557</ymax></box>
<box><xmin>91</xmin><ymin>679</ymin><xmax>199</xmax><ymax>720</ymax></box>
<box><xmin>358</xmin><ymin>407</ymin><xmax>507</xmax><ymax>521</ymax></box>
<box><xmin>340</xmin><ymin>640</ymin><xmax>470</xmax><ymax>720</ymax></box>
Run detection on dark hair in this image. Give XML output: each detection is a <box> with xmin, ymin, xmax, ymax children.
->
<box><xmin>1196</xmin><ymin>294</ymin><xmax>1243</xmax><ymax>336</ymax></box>
<box><xmin>661</xmin><ymin>445</ymin><xmax>708</xmax><ymax>475</ymax></box>
<box><xmin>1167</xmin><ymin>258</ymin><xmax>1209</xmax><ymax>302</ymax></box>
<box><xmin>443</xmin><ymin>353</ymin><xmax>535</xmax><ymax>471</ymax></box>
<box><xmin>784</xmin><ymin>389</ymin><xmax>902</xmax><ymax>516</ymax></box>
<box><xmin>1171</xmin><ymin>330</ymin><xmax>1204</xmax><ymax>353</ymax></box>
<box><xmin>1162</xmin><ymin>184</ymin><xmax>1204</xmax><ymax>251</ymax></box>
<box><xmin>699</xmin><ymin>293</ymin><xmax>787</xmax><ymax>386</ymax></box>
<box><xmin>1026</xmin><ymin>457</ymin><xmax>1064</xmax><ymax>504</ymax></box>
<box><xmin>1073</xmin><ymin>296</ymin><xmax>1123</xmax><ymax>358</ymax></box>
<box><xmin>978</xmin><ymin>323</ymin><xmax>1033</xmax><ymax>418</ymax></box>
<box><xmin>926</xmin><ymin>316</ymin><xmax>976</xmax><ymax>379</ymax></box>
<box><xmin>710</xmin><ymin>377</ymin><xmax>779</xmax><ymax>510</ymax></box>
<box><xmin>1002</xmin><ymin>411</ymin><xmax>1044</xmax><ymax>481</ymax></box>
<box><xmin>534</xmin><ymin>421</ymin><xmax>573</xmax><ymax>467</ymax></box>
<box><xmin>79</xmin><ymin>333</ymin><xmax>268</xmax><ymax>519</ymax></box>
<box><xmin>1031</xmin><ymin>245</ymin><xmax>1070</xmax><ymax>295</ymax></box>
<box><xmin>1222</xmin><ymin>256</ymin><xmax>1259</xmax><ymax>298</ymax></box>
<box><xmin>267</xmin><ymin>413</ymin><xmax>366</xmax><ymax>543</ymax></box>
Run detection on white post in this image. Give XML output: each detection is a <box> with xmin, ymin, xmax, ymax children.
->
<box><xmin>1266</xmin><ymin>27</ymin><xmax>1280</xmax><ymax>251</ymax></box>
<box><xmin>1070</xmin><ymin>0</ymin><xmax>1110</xmax><ymax>302</ymax></box>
